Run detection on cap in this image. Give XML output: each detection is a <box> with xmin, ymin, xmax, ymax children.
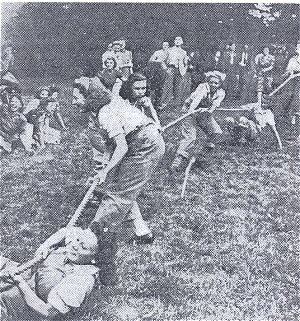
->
<box><xmin>205</xmin><ymin>70</ymin><xmax>226</xmax><ymax>82</ymax></box>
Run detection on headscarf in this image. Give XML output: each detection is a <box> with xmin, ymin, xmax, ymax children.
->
<box><xmin>205</xmin><ymin>70</ymin><xmax>226</xmax><ymax>82</ymax></box>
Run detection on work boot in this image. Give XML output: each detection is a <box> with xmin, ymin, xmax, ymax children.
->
<box><xmin>206</xmin><ymin>142</ymin><xmax>215</xmax><ymax>150</ymax></box>
<box><xmin>130</xmin><ymin>232</ymin><xmax>155</xmax><ymax>245</ymax></box>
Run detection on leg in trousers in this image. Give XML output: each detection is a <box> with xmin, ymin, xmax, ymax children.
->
<box><xmin>176</xmin><ymin>115</ymin><xmax>197</xmax><ymax>159</ymax></box>
<box><xmin>161</xmin><ymin>67</ymin><xmax>175</xmax><ymax>108</ymax></box>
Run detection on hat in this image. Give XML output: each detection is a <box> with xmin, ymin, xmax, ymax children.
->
<box><xmin>205</xmin><ymin>70</ymin><xmax>226</xmax><ymax>82</ymax></box>
<box><xmin>112</xmin><ymin>40</ymin><xmax>122</xmax><ymax>46</ymax></box>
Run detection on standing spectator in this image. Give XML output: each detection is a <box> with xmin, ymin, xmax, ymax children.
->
<box><xmin>161</xmin><ymin>36</ymin><xmax>189</xmax><ymax>109</ymax></box>
<box><xmin>205</xmin><ymin>48</ymin><xmax>223</xmax><ymax>72</ymax></box>
<box><xmin>222</xmin><ymin>43</ymin><xmax>239</xmax><ymax>100</ymax></box>
<box><xmin>273</xmin><ymin>46</ymin><xmax>288</xmax><ymax>88</ymax></box>
<box><xmin>190</xmin><ymin>50</ymin><xmax>206</xmax><ymax>91</ymax></box>
<box><xmin>283</xmin><ymin>42</ymin><xmax>300</xmax><ymax>141</ymax></box>
<box><xmin>145</xmin><ymin>41</ymin><xmax>170</xmax><ymax>110</ymax></box>
<box><xmin>177</xmin><ymin>49</ymin><xmax>194</xmax><ymax>108</ymax></box>
<box><xmin>238</xmin><ymin>44</ymin><xmax>254</xmax><ymax>103</ymax></box>
<box><xmin>1</xmin><ymin>45</ymin><xmax>19</xmax><ymax>86</ymax></box>
<box><xmin>111</xmin><ymin>41</ymin><xmax>122</xmax><ymax>70</ymax></box>
<box><xmin>149</xmin><ymin>41</ymin><xmax>169</xmax><ymax>67</ymax></box>
<box><xmin>119</xmin><ymin>39</ymin><xmax>133</xmax><ymax>80</ymax></box>
<box><xmin>255</xmin><ymin>46</ymin><xmax>275</xmax><ymax>104</ymax></box>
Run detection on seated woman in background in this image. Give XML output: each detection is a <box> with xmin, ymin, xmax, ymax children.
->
<box><xmin>97</xmin><ymin>57</ymin><xmax>124</xmax><ymax>96</ymax></box>
<box><xmin>0</xmin><ymin>89</ymin><xmax>34</xmax><ymax>155</ymax></box>
<box><xmin>0</xmin><ymin>222</ymin><xmax>114</xmax><ymax>320</ymax></box>
<box><xmin>24</xmin><ymin>86</ymin><xmax>67</xmax><ymax>149</ymax></box>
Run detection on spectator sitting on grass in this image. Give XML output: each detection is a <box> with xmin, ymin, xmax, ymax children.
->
<box><xmin>0</xmin><ymin>222</ymin><xmax>116</xmax><ymax>320</ymax></box>
<box><xmin>24</xmin><ymin>86</ymin><xmax>67</xmax><ymax>150</ymax></box>
<box><xmin>0</xmin><ymin>90</ymin><xmax>35</xmax><ymax>155</ymax></box>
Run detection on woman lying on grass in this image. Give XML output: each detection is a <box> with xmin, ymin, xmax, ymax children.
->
<box><xmin>0</xmin><ymin>222</ymin><xmax>115</xmax><ymax>320</ymax></box>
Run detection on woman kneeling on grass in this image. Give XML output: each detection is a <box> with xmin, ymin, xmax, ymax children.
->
<box><xmin>0</xmin><ymin>222</ymin><xmax>113</xmax><ymax>320</ymax></box>
<box><xmin>90</xmin><ymin>72</ymin><xmax>165</xmax><ymax>244</ymax></box>
<box><xmin>0</xmin><ymin>89</ymin><xmax>35</xmax><ymax>155</ymax></box>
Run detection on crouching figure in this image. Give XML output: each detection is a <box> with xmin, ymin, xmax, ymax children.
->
<box><xmin>225</xmin><ymin>100</ymin><xmax>282</xmax><ymax>149</ymax></box>
<box><xmin>0</xmin><ymin>91</ymin><xmax>34</xmax><ymax>155</ymax></box>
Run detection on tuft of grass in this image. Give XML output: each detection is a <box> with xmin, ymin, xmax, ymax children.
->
<box><xmin>1</xmin><ymin>77</ymin><xmax>299</xmax><ymax>320</ymax></box>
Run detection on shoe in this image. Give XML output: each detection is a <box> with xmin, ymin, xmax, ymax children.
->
<box><xmin>130</xmin><ymin>232</ymin><xmax>154</xmax><ymax>245</ymax></box>
<box><xmin>206</xmin><ymin>142</ymin><xmax>215</xmax><ymax>150</ymax></box>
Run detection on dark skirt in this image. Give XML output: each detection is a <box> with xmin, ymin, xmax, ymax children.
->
<box><xmin>97</xmin><ymin>123</ymin><xmax>165</xmax><ymax>219</ymax></box>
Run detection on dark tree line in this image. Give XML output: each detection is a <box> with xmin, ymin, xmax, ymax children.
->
<box><xmin>2</xmin><ymin>2</ymin><xmax>299</xmax><ymax>78</ymax></box>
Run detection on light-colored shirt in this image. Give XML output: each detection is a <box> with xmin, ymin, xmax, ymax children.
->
<box><xmin>188</xmin><ymin>83</ymin><xmax>225</xmax><ymax>112</ymax></box>
<box><xmin>47</xmin><ymin>259</ymin><xmax>97</xmax><ymax>313</ymax></box>
<box><xmin>229</xmin><ymin>51</ymin><xmax>236</xmax><ymax>65</ymax></box>
<box><xmin>118</xmin><ymin>50</ymin><xmax>133</xmax><ymax>68</ymax></box>
<box><xmin>167</xmin><ymin>46</ymin><xmax>188</xmax><ymax>68</ymax></box>
<box><xmin>23</xmin><ymin>98</ymin><xmax>40</xmax><ymax>115</ymax></box>
<box><xmin>97</xmin><ymin>98</ymin><xmax>153</xmax><ymax>139</ymax></box>
<box><xmin>150</xmin><ymin>49</ymin><xmax>169</xmax><ymax>63</ymax></box>
<box><xmin>286</xmin><ymin>56</ymin><xmax>300</xmax><ymax>73</ymax></box>
<box><xmin>240</xmin><ymin>51</ymin><xmax>249</xmax><ymax>66</ymax></box>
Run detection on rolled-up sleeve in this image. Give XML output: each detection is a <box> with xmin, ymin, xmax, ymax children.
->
<box><xmin>98</xmin><ymin>105</ymin><xmax>125</xmax><ymax>139</ymax></box>
<box><xmin>286</xmin><ymin>58</ymin><xmax>296</xmax><ymax>74</ymax></box>
<box><xmin>189</xmin><ymin>84</ymin><xmax>208</xmax><ymax>111</ymax></box>
<box><xmin>211</xmin><ymin>89</ymin><xmax>225</xmax><ymax>110</ymax></box>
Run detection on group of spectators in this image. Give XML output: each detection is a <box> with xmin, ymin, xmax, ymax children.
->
<box><xmin>145</xmin><ymin>39</ymin><xmax>299</xmax><ymax>109</ymax></box>
<box><xmin>0</xmin><ymin>47</ymin><xmax>68</xmax><ymax>155</ymax></box>
<box><xmin>0</xmin><ymin>36</ymin><xmax>299</xmax><ymax>320</ymax></box>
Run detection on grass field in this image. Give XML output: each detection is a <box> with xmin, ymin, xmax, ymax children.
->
<box><xmin>1</xmin><ymin>77</ymin><xmax>299</xmax><ymax>320</ymax></box>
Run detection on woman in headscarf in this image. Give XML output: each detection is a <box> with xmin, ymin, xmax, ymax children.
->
<box><xmin>90</xmin><ymin>72</ymin><xmax>165</xmax><ymax>244</ymax></box>
<box><xmin>170</xmin><ymin>70</ymin><xmax>226</xmax><ymax>171</ymax></box>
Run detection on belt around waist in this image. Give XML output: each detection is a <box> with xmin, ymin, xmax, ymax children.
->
<box><xmin>126</xmin><ymin>123</ymin><xmax>155</xmax><ymax>139</ymax></box>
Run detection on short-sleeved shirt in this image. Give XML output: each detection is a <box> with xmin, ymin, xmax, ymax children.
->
<box><xmin>0</xmin><ymin>231</ymin><xmax>99</xmax><ymax>320</ymax></box>
<box><xmin>167</xmin><ymin>46</ymin><xmax>188</xmax><ymax>68</ymax></box>
<box><xmin>150</xmin><ymin>49</ymin><xmax>169</xmax><ymax>63</ymax></box>
<box><xmin>97</xmin><ymin>98</ymin><xmax>153</xmax><ymax>139</ymax></box>
<box><xmin>118</xmin><ymin>50</ymin><xmax>133</xmax><ymax>68</ymax></box>
<box><xmin>23</xmin><ymin>98</ymin><xmax>40</xmax><ymax>115</ymax></box>
<box><xmin>36</xmin><ymin>247</ymin><xmax>99</xmax><ymax>314</ymax></box>
<box><xmin>189</xmin><ymin>83</ymin><xmax>225</xmax><ymax>112</ymax></box>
